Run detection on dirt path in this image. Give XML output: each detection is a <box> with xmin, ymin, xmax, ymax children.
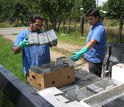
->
<box><xmin>0</xmin><ymin>27</ymin><xmax>88</xmax><ymax>71</ymax></box>
<box><xmin>57</xmin><ymin>41</ymin><xmax>81</xmax><ymax>52</ymax></box>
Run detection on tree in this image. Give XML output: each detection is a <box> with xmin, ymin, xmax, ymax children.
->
<box><xmin>37</xmin><ymin>0</ymin><xmax>74</xmax><ymax>31</ymax></box>
<box><xmin>0</xmin><ymin>0</ymin><xmax>30</xmax><ymax>24</ymax></box>
<box><xmin>0</xmin><ymin>0</ymin><xmax>14</xmax><ymax>22</ymax></box>
<box><xmin>108</xmin><ymin>0</ymin><xmax>124</xmax><ymax>42</ymax></box>
<box><xmin>102</xmin><ymin>1</ymin><xmax>108</xmax><ymax>11</ymax></box>
<box><xmin>81</xmin><ymin>0</ymin><xmax>96</xmax><ymax>14</ymax></box>
<box><xmin>71</xmin><ymin>0</ymin><xmax>82</xmax><ymax>32</ymax></box>
<box><xmin>13</xmin><ymin>1</ymin><xmax>30</xmax><ymax>24</ymax></box>
<box><xmin>80</xmin><ymin>0</ymin><xmax>96</xmax><ymax>36</ymax></box>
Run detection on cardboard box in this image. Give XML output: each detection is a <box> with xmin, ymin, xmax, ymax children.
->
<box><xmin>29</xmin><ymin>66</ymin><xmax>75</xmax><ymax>90</ymax></box>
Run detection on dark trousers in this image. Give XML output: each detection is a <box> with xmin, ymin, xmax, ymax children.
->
<box><xmin>88</xmin><ymin>62</ymin><xmax>103</xmax><ymax>77</ymax></box>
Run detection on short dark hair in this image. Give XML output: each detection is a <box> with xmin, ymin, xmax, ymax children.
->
<box><xmin>29</xmin><ymin>15</ymin><xmax>44</xmax><ymax>24</ymax></box>
<box><xmin>86</xmin><ymin>9</ymin><xmax>100</xmax><ymax>18</ymax></box>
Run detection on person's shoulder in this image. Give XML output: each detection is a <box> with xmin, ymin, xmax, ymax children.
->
<box><xmin>19</xmin><ymin>29</ymin><xmax>30</xmax><ymax>34</ymax></box>
<box><xmin>17</xmin><ymin>29</ymin><xmax>30</xmax><ymax>37</ymax></box>
<box><xmin>96</xmin><ymin>23</ymin><xmax>105</xmax><ymax>31</ymax></box>
<box><xmin>98</xmin><ymin>25</ymin><xmax>104</xmax><ymax>30</ymax></box>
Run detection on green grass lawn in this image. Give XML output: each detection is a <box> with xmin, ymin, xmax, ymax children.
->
<box><xmin>0</xmin><ymin>36</ymin><xmax>25</xmax><ymax>82</ymax></box>
<box><xmin>0</xmin><ymin>22</ymin><xmax>27</xmax><ymax>28</ymax></box>
<box><xmin>57</xmin><ymin>32</ymin><xmax>87</xmax><ymax>46</ymax></box>
<box><xmin>0</xmin><ymin>36</ymin><xmax>21</xmax><ymax>107</ymax></box>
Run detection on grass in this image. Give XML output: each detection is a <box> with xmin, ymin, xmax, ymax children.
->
<box><xmin>0</xmin><ymin>22</ymin><xmax>27</xmax><ymax>28</ymax></box>
<box><xmin>0</xmin><ymin>22</ymin><xmax>15</xmax><ymax>28</ymax></box>
<box><xmin>0</xmin><ymin>36</ymin><xmax>25</xmax><ymax>82</ymax></box>
<box><xmin>57</xmin><ymin>32</ymin><xmax>87</xmax><ymax>46</ymax></box>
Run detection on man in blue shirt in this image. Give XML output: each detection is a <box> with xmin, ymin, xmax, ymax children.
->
<box><xmin>71</xmin><ymin>9</ymin><xmax>106</xmax><ymax>77</ymax></box>
<box><xmin>13</xmin><ymin>16</ymin><xmax>57</xmax><ymax>81</ymax></box>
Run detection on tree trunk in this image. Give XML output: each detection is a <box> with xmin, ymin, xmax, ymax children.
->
<box><xmin>63</xmin><ymin>19</ymin><xmax>66</xmax><ymax>33</ymax></box>
<box><xmin>119</xmin><ymin>13</ymin><xmax>123</xmax><ymax>43</ymax></box>
<box><xmin>57</xmin><ymin>18</ymin><xmax>62</xmax><ymax>32</ymax></box>
<box><xmin>20</xmin><ymin>18</ymin><xmax>24</xmax><ymax>25</ymax></box>
<box><xmin>51</xmin><ymin>19</ymin><xmax>57</xmax><ymax>31</ymax></box>
<box><xmin>80</xmin><ymin>17</ymin><xmax>84</xmax><ymax>36</ymax></box>
<box><xmin>67</xmin><ymin>17</ymin><xmax>71</xmax><ymax>34</ymax></box>
<box><xmin>74</xmin><ymin>18</ymin><xmax>77</xmax><ymax>31</ymax></box>
<box><xmin>53</xmin><ymin>21</ymin><xmax>57</xmax><ymax>31</ymax></box>
<box><xmin>44</xmin><ymin>19</ymin><xmax>48</xmax><ymax>30</ymax></box>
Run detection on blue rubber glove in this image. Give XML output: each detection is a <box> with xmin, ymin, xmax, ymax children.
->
<box><xmin>71</xmin><ymin>46</ymin><xmax>88</xmax><ymax>61</ymax></box>
<box><xmin>18</xmin><ymin>37</ymin><xmax>29</xmax><ymax>49</ymax></box>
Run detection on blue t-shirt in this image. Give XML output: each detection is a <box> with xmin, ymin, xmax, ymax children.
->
<box><xmin>13</xmin><ymin>30</ymin><xmax>50</xmax><ymax>75</ymax></box>
<box><xmin>84</xmin><ymin>21</ymin><xmax>106</xmax><ymax>63</ymax></box>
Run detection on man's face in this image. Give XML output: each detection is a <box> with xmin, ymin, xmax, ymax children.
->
<box><xmin>30</xmin><ymin>19</ymin><xmax>43</xmax><ymax>32</ymax></box>
<box><xmin>87</xmin><ymin>16</ymin><xmax>99</xmax><ymax>26</ymax></box>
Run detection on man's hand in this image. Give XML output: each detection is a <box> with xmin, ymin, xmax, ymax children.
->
<box><xmin>71</xmin><ymin>46</ymin><xmax>88</xmax><ymax>61</ymax></box>
<box><xmin>18</xmin><ymin>38</ymin><xmax>29</xmax><ymax>49</ymax></box>
<box><xmin>48</xmin><ymin>39</ymin><xmax>58</xmax><ymax>47</ymax></box>
<box><xmin>71</xmin><ymin>39</ymin><xmax>97</xmax><ymax>61</ymax></box>
<box><xmin>51</xmin><ymin>39</ymin><xmax>58</xmax><ymax>46</ymax></box>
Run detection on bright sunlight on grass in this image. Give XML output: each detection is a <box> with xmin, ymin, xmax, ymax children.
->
<box><xmin>57</xmin><ymin>32</ymin><xmax>87</xmax><ymax>46</ymax></box>
<box><xmin>0</xmin><ymin>36</ymin><xmax>25</xmax><ymax>82</ymax></box>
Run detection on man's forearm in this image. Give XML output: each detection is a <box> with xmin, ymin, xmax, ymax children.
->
<box><xmin>86</xmin><ymin>39</ymin><xmax>97</xmax><ymax>49</ymax></box>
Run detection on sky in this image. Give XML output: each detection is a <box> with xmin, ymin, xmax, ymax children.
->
<box><xmin>96</xmin><ymin>0</ymin><xmax>108</xmax><ymax>6</ymax></box>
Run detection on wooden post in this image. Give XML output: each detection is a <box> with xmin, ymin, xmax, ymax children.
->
<box><xmin>44</xmin><ymin>19</ymin><xmax>48</xmax><ymax>30</ymax></box>
<box><xmin>119</xmin><ymin>13</ymin><xmax>123</xmax><ymax>43</ymax></box>
<box><xmin>67</xmin><ymin>17</ymin><xmax>71</xmax><ymax>34</ymax></box>
<box><xmin>80</xmin><ymin>17</ymin><xmax>84</xmax><ymax>36</ymax></box>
